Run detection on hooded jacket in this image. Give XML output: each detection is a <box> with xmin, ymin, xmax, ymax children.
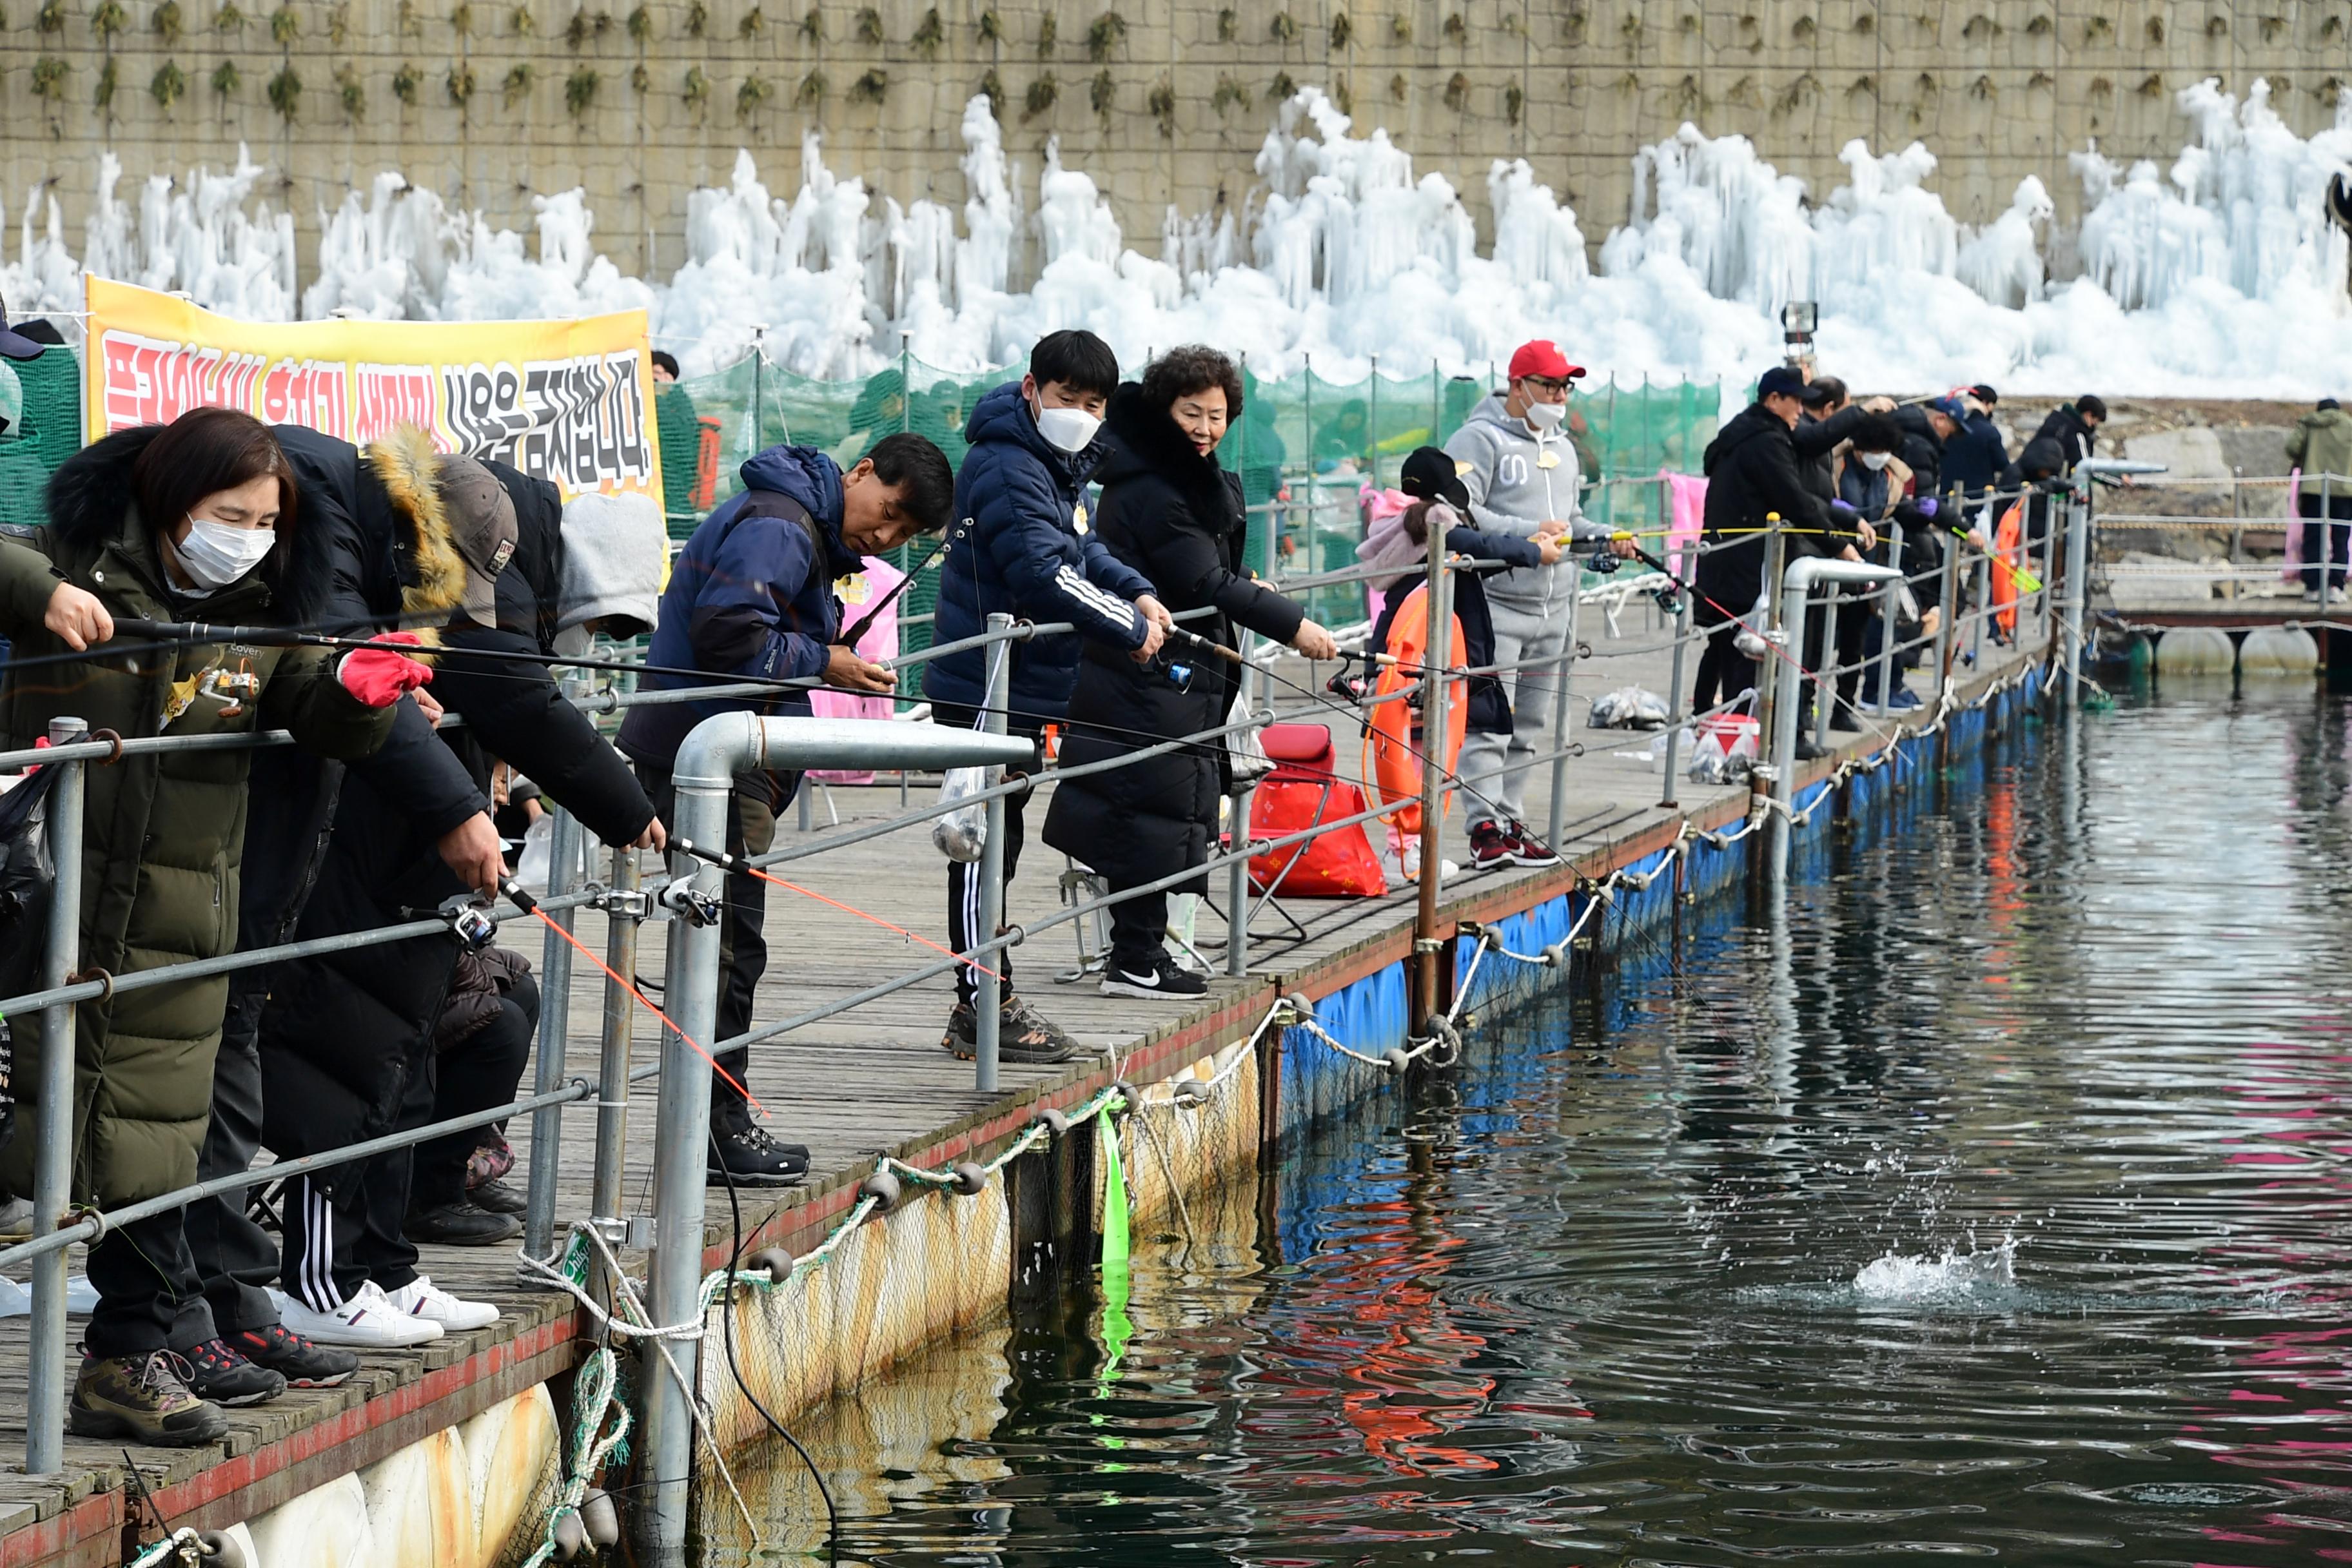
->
<box><xmin>260</xmin><ymin>459</ymin><xmax>654</xmax><ymax>1172</ymax></box>
<box><xmin>1441</xmin><ymin>394</ymin><xmax>1605</xmax><ymax>616</ymax></box>
<box><xmin>0</xmin><ymin>427</ymin><xmax>393</xmax><ymax>1207</ymax></box>
<box><xmin>924</xmin><ymin>380</ymin><xmax>1155</xmax><ymax>723</ymax></box>
<box><xmin>2033</xmin><ymin>404</ymin><xmax>2099</xmax><ymax>469</ymax></box>
<box><xmin>618</xmin><ymin>444</ymin><xmax>854</xmax><ymax>771</ymax></box>
<box><xmin>2287</xmin><ymin>406</ymin><xmax>2352</xmax><ymax>491</ymax></box>
<box><xmin>1364</xmin><ymin>504</ymin><xmax>1543</xmax><ymax>734</ymax></box>
<box><xmin>1696</xmin><ymin>402</ymin><xmax>1837</xmax><ymax>618</ymax></box>
<box><xmin>1043</xmin><ymin>384</ymin><xmax>1304</xmax><ymax>892</ymax></box>
<box><xmin>1943</xmin><ymin>408</ymin><xmax>2008</xmax><ymax>496</ymax></box>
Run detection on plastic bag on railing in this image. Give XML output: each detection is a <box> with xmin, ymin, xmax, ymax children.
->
<box><xmin>932</xmin><ymin>767</ymin><xmax>987</xmax><ymax>863</ymax></box>
<box><xmin>512</xmin><ymin>812</ymin><xmax>587</xmax><ymax>898</ymax></box>
<box><xmin>1589</xmin><ymin>685</ymin><xmax>1671</xmax><ymax>730</ymax></box>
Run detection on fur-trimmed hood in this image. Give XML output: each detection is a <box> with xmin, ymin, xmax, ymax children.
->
<box><xmin>364</xmin><ymin>424</ymin><xmax>469</xmax><ymax>630</ymax></box>
<box><xmin>41</xmin><ymin>423</ymin><xmax>336</xmax><ymax>621</ymax></box>
<box><xmin>273</xmin><ymin>422</ymin><xmax>471</xmax><ymax>638</ymax></box>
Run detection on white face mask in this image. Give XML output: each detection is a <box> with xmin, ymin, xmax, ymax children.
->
<box><xmin>1524</xmin><ymin>400</ymin><xmax>1566</xmax><ymax>433</ymax></box>
<box><xmin>1858</xmin><ymin>450</ymin><xmax>1891</xmax><ymax>471</ymax></box>
<box><xmin>170</xmin><ymin>514</ymin><xmax>275</xmax><ymax>589</ymax></box>
<box><xmin>1033</xmin><ymin>400</ymin><xmax>1102</xmax><ymax>455</ymax></box>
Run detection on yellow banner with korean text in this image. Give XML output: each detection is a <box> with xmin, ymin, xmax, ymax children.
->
<box><xmin>83</xmin><ymin>277</ymin><xmax>662</xmax><ymax>502</ymax></box>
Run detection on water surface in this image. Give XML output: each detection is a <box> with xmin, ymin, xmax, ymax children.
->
<box><xmin>723</xmin><ymin>691</ymin><xmax>2352</xmax><ymax>1567</ymax></box>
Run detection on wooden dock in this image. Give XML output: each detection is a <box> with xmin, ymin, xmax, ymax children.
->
<box><xmin>0</xmin><ymin>606</ymin><xmax>2043</xmax><ymax>1565</ymax></box>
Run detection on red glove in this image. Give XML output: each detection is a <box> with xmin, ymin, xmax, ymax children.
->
<box><xmin>337</xmin><ymin>632</ymin><xmax>435</xmax><ymax>709</ymax></box>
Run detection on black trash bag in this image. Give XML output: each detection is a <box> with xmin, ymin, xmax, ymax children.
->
<box><xmin>0</xmin><ymin>767</ymin><xmax>61</xmax><ymax>1157</ymax></box>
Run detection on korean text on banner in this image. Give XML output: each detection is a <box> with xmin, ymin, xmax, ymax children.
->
<box><xmin>83</xmin><ymin>276</ymin><xmax>663</xmax><ymax>502</ymax></box>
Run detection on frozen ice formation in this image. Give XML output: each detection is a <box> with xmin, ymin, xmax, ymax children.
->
<box><xmin>6</xmin><ymin>76</ymin><xmax>2351</xmax><ymax>398</ymax></box>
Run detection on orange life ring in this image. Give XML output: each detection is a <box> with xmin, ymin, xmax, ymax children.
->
<box><xmin>1992</xmin><ymin>502</ymin><xmax>2023</xmax><ymax>636</ymax></box>
<box><xmin>1362</xmin><ymin>582</ymin><xmax>1468</xmax><ymax>839</ymax></box>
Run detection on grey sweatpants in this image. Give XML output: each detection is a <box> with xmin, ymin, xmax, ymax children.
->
<box><xmin>1456</xmin><ymin>598</ymin><xmax>1571</xmax><ymax>830</ymax></box>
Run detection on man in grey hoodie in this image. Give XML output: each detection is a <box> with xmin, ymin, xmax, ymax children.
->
<box><xmin>1441</xmin><ymin>340</ymin><xmax>1633</xmax><ymax>872</ymax></box>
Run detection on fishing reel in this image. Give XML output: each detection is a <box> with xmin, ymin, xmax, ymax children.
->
<box><xmin>1585</xmin><ymin>544</ymin><xmax>1626</xmax><ymax>576</ymax></box>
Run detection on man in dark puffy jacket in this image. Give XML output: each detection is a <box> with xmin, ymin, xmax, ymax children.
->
<box><xmin>923</xmin><ymin>331</ymin><xmax>1172</xmax><ymax>1064</ymax></box>
<box><xmin>1694</xmin><ymin>366</ymin><xmax>1870</xmax><ymax>757</ymax></box>
<box><xmin>1941</xmin><ymin>386</ymin><xmax>2009</xmax><ymax>500</ymax></box>
<box><xmin>620</xmin><ymin>433</ymin><xmax>952</xmax><ymax>1184</ymax></box>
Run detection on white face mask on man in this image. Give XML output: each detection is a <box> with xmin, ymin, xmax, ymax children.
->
<box><xmin>1858</xmin><ymin>450</ymin><xmax>1892</xmax><ymax>471</ymax></box>
<box><xmin>170</xmin><ymin>514</ymin><xmax>276</xmax><ymax>590</ymax></box>
<box><xmin>1032</xmin><ymin>399</ymin><xmax>1103</xmax><ymax>454</ymax></box>
<box><xmin>1523</xmin><ymin>400</ymin><xmax>1566</xmax><ymax>433</ymax></box>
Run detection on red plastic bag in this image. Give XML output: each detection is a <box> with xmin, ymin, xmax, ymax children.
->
<box><xmin>1248</xmin><ymin>723</ymin><xmax>1387</xmax><ymax>898</ymax></box>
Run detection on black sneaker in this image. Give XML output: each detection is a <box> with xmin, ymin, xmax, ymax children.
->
<box><xmin>403</xmin><ymin>1201</ymin><xmax>524</xmax><ymax>1246</ymax></box>
<box><xmin>942</xmin><ymin>996</ymin><xmax>1081</xmax><ymax>1064</ymax></box>
<box><xmin>1099</xmin><ymin>952</ymin><xmax>1210</xmax><ymax>1001</ymax></box>
<box><xmin>1829</xmin><ymin>706</ymin><xmax>1863</xmax><ymax>732</ymax></box>
<box><xmin>467</xmin><ymin>1177</ymin><xmax>528</xmax><ymax>1215</ymax></box>
<box><xmin>179</xmin><ymin>1338</ymin><xmax>287</xmax><ymax>1408</ymax></box>
<box><xmin>231</xmin><ymin>1322</ymin><xmax>358</xmax><ymax>1388</ymax></box>
<box><xmin>707</xmin><ymin>1122</ymin><xmax>809</xmax><ymax>1187</ymax></box>
<box><xmin>1793</xmin><ymin>736</ymin><xmax>1830</xmax><ymax>762</ymax></box>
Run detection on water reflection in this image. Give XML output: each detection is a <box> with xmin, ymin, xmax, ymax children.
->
<box><xmin>707</xmin><ymin>691</ymin><xmax>2352</xmax><ymax>1567</ymax></box>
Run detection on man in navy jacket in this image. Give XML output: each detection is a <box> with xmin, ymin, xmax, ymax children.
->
<box><xmin>620</xmin><ymin>433</ymin><xmax>953</xmax><ymax>1184</ymax></box>
<box><xmin>923</xmin><ymin>331</ymin><xmax>1172</xmax><ymax>1064</ymax></box>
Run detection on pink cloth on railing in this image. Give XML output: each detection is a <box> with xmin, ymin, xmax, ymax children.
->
<box><xmin>1359</xmin><ymin>483</ymin><xmax>1413</xmax><ymax>623</ymax></box>
<box><xmin>808</xmin><ymin>558</ymin><xmax>905</xmax><ymax>783</ymax></box>
<box><xmin>1664</xmin><ymin>470</ymin><xmax>1707</xmax><ymax>578</ymax></box>
<box><xmin>2285</xmin><ymin>466</ymin><xmax>2304</xmax><ymax>580</ymax></box>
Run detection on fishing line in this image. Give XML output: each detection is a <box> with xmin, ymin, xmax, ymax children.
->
<box><xmin>671</xmin><ymin>836</ymin><xmax>1002</xmax><ymax>980</ymax></box>
<box><xmin>711</xmin><ymin>1139</ymin><xmax>842</xmax><ymax>1561</ymax></box>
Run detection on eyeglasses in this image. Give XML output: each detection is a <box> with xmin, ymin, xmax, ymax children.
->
<box><xmin>1524</xmin><ymin>377</ymin><xmax>1571</xmax><ymax>395</ymax></box>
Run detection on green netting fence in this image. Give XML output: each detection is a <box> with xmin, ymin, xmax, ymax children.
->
<box><xmin>658</xmin><ymin>352</ymin><xmax>1720</xmax><ymax>688</ymax></box>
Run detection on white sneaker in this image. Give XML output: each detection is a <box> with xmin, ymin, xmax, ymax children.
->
<box><xmin>275</xmin><ymin>1280</ymin><xmax>444</xmax><ymax>1348</ymax></box>
<box><xmin>387</xmin><ymin>1275</ymin><xmax>500</xmax><ymax>1333</ymax></box>
<box><xmin>1399</xmin><ymin>842</ymin><xmax>1458</xmax><ymax>885</ymax></box>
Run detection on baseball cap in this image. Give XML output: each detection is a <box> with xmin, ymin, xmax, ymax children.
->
<box><xmin>1969</xmin><ymin>384</ymin><xmax>1997</xmax><ymax>404</ymax></box>
<box><xmin>433</xmin><ymin>456</ymin><xmax>520</xmax><ymax>629</ymax></box>
<box><xmin>1756</xmin><ymin>364</ymin><xmax>1808</xmax><ymax>401</ymax></box>
<box><xmin>0</xmin><ymin>295</ymin><xmax>44</xmax><ymax>362</ymax></box>
<box><xmin>1926</xmin><ymin>395</ymin><xmax>1968</xmax><ymax>421</ymax></box>
<box><xmin>1508</xmin><ymin>340</ymin><xmax>1585</xmax><ymax>382</ymax></box>
<box><xmin>1399</xmin><ymin>445</ymin><xmax>1471</xmax><ymax>511</ymax></box>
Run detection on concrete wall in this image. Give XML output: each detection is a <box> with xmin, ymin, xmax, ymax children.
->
<box><xmin>1</xmin><ymin>1</ymin><xmax>2341</xmax><ymax>288</ymax></box>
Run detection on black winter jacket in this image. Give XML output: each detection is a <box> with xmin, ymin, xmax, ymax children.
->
<box><xmin>1793</xmin><ymin>405</ymin><xmax>1869</xmax><ymax>507</ymax></box>
<box><xmin>1891</xmin><ymin>406</ymin><xmax>1949</xmax><ymax>500</ymax></box>
<box><xmin>260</xmin><ymin>447</ymin><xmax>652</xmax><ymax>1177</ymax></box>
<box><xmin>1042</xmin><ymin>386</ymin><xmax>1305</xmax><ymax>892</ymax></box>
<box><xmin>2033</xmin><ymin>405</ymin><xmax>2099</xmax><ymax>470</ymax></box>
<box><xmin>1696</xmin><ymin>403</ymin><xmax>1836</xmax><ymax>619</ymax></box>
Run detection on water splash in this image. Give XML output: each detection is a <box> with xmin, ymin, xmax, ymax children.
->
<box><xmin>1853</xmin><ymin>1234</ymin><xmax>2020</xmax><ymax>1300</ymax></box>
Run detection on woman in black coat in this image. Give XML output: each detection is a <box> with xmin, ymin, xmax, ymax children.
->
<box><xmin>1043</xmin><ymin>348</ymin><xmax>1338</xmax><ymax>999</ymax></box>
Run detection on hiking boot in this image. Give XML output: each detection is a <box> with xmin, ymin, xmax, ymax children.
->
<box><xmin>179</xmin><ymin>1338</ymin><xmax>286</xmax><ymax>1408</ymax></box>
<box><xmin>1467</xmin><ymin>819</ymin><xmax>1513</xmax><ymax>872</ymax></box>
<box><xmin>467</xmin><ymin>1177</ymin><xmax>528</xmax><ymax>1215</ymax></box>
<box><xmin>1099</xmin><ymin>952</ymin><xmax>1209</xmax><ymax>1001</ymax></box>
<box><xmin>404</xmin><ymin>1201</ymin><xmax>524</xmax><ymax>1247</ymax></box>
<box><xmin>1502</xmin><ymin>821</ymin><xmax>1562</xmax><ymax>868</ymax></box>
<box><xmin>69</xmin><ymin>1351</ymin><xmax>228</xmax><ymax>1447</ymax></box>
<box><xmin>942</xmin><ymin>996</ymin><xmax>1080</xmax><ymax>1064</ymax></box>
<box><xmin>707</xmin><ymin>1122</ymin><xmax>809</xmax><ymax>1187</ymax></box>
<box><xmin>230</xmin><ymin>1322</ymin><xmax>358</xmax><ymax>1388</ymax></box>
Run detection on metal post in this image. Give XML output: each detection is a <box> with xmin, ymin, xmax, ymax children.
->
<box><xmin>2324</xmin><ymin>471</ymin><xmax>2336</xmax><ymax>611</ymax></box>
<box><xmin>1756</xmin><ymin>515</ymin><xmax>1787</xmax><ymax>749</ymax></box>
<box><xmin>1415</xmin><ymin>549</ymin><xmax>1455</xmax><ymax>1026</ymax></box>
<box><xmin>1768</xmin><ymin>586</ymin><xmax>1808</xmax><ymax>880</ymax></box>
<box><xmin>1811</xmin><ymin>580</ymin><xmax>1834</xmax><ymax>750</ymax></box>
<box><xmin>2229</xmin><ymin>466</ymin><xmax>2244</xmax><ymax>603</ymax></box>
<box><xmin>971</xmin><ymin>613</ymin><xmax>1014</xmax><ymax>1092</ymax></box>
<box><xmin>1932</xmin><ymin>533</ymin><xmax>1959</xmax><ymax>698</ymax></box>
<box><xmin>1875</xmin><ymin>516</ymin><xmax>1902</xmax><ymax>712</ymax></box>
<box><xmin>899</xmin><ymin>329</ymin><xmax>912</xmax><ymax>434</ymax></box>
<box><xmin>1969</xmin><ymin>554</ymin><xmax>1990</xmax><ymax>666</ymax></box>
<box><xmin>589</xmin><ymin>844</ymin><xmax>642</xmax><ymax>1242</ymax></box>
<box><xmin>1366</xmin><ymin>353</ymin><xmax>1381</xmax><ymax>488</ymax></box>
<box><xmin>750</xmin><ymin>323</ymin><xmax>766</xmax><ymax>450</ymax></box>
<box><xmin>1658</xmin><ymin>534</ymin><xmax>1692</xmax><ymax>808</ymax></box>
<box><xmin>1543</xmin><ymin>576</ymin><xmax>1580</xmax><ymax>856</ymax></box>
<box><xmin>642</xmin><ymin>792</ymin><xmax>730</xmax><ymax>1551</ymax></box>
<box><xmin>26</xmin><ymin>718</ymin><xmax>86</xmax><ymax>1477</ymax></box>
<box><xmin>523</xmin><ymin>805</ymin><xmax>583</xmax><ymax>1260</ymax></box>
<box><xmin>2061</xmin><ymin>491</ymin><xmax>2091</xmax><ymax>704</ymax></box>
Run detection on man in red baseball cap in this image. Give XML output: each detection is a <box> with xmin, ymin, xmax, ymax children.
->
<box><xmin>1440</xmin><ymin>340</ymin><xmax>1634</xmax><ymax>875</ymax></box>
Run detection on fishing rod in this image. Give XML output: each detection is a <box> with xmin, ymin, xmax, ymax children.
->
<box><xmin>838</xmin><ymin>524</ymin><xmax>961</xmax><ymax>650</ymax></box>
